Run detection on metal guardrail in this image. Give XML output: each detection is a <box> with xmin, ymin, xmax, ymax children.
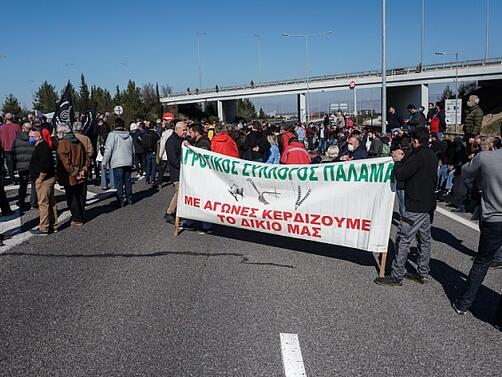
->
<box><xmin>166</xmin><ymin>57</ymin><xmax>502</xmax><ymax>98</ymax></box>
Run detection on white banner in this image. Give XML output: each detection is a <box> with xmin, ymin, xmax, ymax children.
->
<box><xmin>177</xmin><ymin>146</ymin><xmax>396</xmax><ymax>253</ymax></box>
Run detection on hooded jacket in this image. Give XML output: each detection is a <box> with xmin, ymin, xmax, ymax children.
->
<box><xmin>102</xmin><ymin>128</ymin><xmax>135</xmax><ymax>169</ymax></box>
<box><xmin>211</xmin><ymin>133</ymin><xmax>240</xmax><ymax>158</ymax></box>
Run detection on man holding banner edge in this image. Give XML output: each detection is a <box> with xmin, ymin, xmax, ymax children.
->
<box><xmin>375</xmin><ymin>127</ymin><xmax>438</xmax><ymax>286</ymax></box>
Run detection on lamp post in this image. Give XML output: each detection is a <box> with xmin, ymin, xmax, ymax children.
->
<box><xmin>420</xmin><ymin>0</ymin><xmax>425</xmax><ymax>70</ymax></box>
<box><xmin>253</xmin><ymin>34</ymin><xmax>262</xmax><ymax>84</ymax></box>
<box><xmin>435</xmin><ymin>51</ymin><xmax>459</xmax><ymax>126</ymax></box>
<box><xmin>282</xmin><ymin>31</ymin><xmax>332</xmax><ymax>123</ymax></box>
<box><xmin>381</xmin><ymin>0</ymin><xmax>387</xmax><ymax>133</ymax></box>
<box><xmin>485</xmin><ymin>0</ymin><xmax>490</xmax><ymax>61</ymax></box>
<box><xmin>196</xmin><ymin>32</ymin><xmax>207</xmax><ymax>92</ymax></box>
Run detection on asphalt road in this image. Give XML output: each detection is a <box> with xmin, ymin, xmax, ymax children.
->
<box><xmin>0</xmin><ymin>179</ymin><xmax>501</xmax><ymax>377</ymax></box>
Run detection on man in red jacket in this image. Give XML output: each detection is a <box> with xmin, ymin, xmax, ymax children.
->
<box><xmin>281</xmin><ymin>137</ymin><xmax>311</xmax><ymax>164</ymax></box>
<box><xmin>210</xmin><ymin>123</ymin><xmax>240</xmax><ymax>158</ymax></box>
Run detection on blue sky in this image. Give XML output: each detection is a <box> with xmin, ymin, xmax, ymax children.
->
<box><xmin>1</xmin><ymin>0</ymin><xmax>500</xmax><ymax>112</ymax></box>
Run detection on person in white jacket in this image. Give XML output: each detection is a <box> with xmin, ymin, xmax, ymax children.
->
<box><xmin>155</xmin><ymin>119</ymin><xmax>174</xmax><ymax>188</ymax></box>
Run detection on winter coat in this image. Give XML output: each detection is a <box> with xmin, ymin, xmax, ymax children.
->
<box><xmin>102</xmin><ymin>128</ymin><xmax>135</xmax><ymax>169</ymax></box>
<box><xmin>131</xmin><ymin>130</ymin><xmax>145</xmax><ymax>154</ymax></box>
<box><xmin>14</xmin><ymin>132</ymin><xmax>35</xmax><ymax>171</ymax></box>
<box><xmin>211</xmin><ymin>133</ymin><xmax>240</xmax><ymax>158</ymax></box>
<box><xmin>368</xmin><ymin>137</ymin><xmax>383</xmax><ymax>158</ymax></box>
<box><xmin>159</xmin><ymin>129</ymin><xmax>173</xmax><ymax>161</ymax></box>
<box><xmin>463</xmin><ymin>105</ymin><xmax>483</xmax><ymax>135</ymax></box>
<box><xmin>242</xmin><ymin>130</ymin><xmax>270</xmax><ymax>161</ymax></box>
<box><xmin>56</xmin><ymin>136</ymin><xmax>88</xmax><ymax>186</ymax></box>
<box><xmin>166</xmin><ymin>132</ymin><xmax>183</xmax><ymax>182</ymax></box>
<box><xmin>194</xmin><ymin>135</ymin><xmax>211</xmax><ymax>151</ymax></box>
<box><xmin>394</xmin><ymin>145</ymin><xmax>438</xmax><ymax>213</ymax></box>
<box><xmin>281</xmin><ymin>141</ymin><xmax>311</xmax><ymax>164</ymax></box>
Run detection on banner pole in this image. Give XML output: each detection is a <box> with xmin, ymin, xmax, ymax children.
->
<box><xmin>174</xmin><ymin>216</ymin><xmax>180</xmax><ymax>236</ymax></box>
<box><xmin>379</xmin><ymin>252</ymin><xmax>388</xmax><ymax>277</ymax></box>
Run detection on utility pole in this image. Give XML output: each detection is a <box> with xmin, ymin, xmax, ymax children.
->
<box><xmin>381</xmin><ymin>0</ymin><xmax>387</xmax><ymax>133</ymax></box>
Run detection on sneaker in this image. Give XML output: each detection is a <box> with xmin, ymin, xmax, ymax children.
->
<box><xmin>451</xmin><ymin>300</ymin><xmax>467</xmax><ymax>316</ymax></box>
<box><xmin>71</xmin><ymin>220</ymin><xmax>84</xmax><ymax>227</ymax></box>
<box><xmin>30</xmin><ymin>229</ymin><xmax>49</xmax><ymax>236</ymax></box>
<box><xmin>405</xmin><ymin>272</ymin><xmax>429</xmax><ymax>284</ymax></box>
<box><xmin>452</xmin><ymin>207</ymin><xmax>466</xmax><ymax>213</ymax></box>
<box><xmin>489</xmin><ymin>261</ymin><xmax>502</xmax><ymax>270</ymax></box>
<box><xmin>374</xmin><ymin>276</ymin><xmax>403</xmax><ymax>287</ymax></box>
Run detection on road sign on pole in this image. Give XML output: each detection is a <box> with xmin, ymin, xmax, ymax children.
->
<box><xmin>114</xmin><ymin>105</ymin><xmax>124</xmax><ymax>116</ymax></box>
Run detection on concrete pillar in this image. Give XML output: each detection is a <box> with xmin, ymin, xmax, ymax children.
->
<box><xmin>297</xmin><ymin>93</ymin><xmax>306</xmax><ymax>123</ymax></box>
<box><xmin>387</xmin><ymin>84</ymin><xmax>429</xmax><ymax>121</ymax></box>
<box><xmin>217</xmin><ymin>99</ymin><xmax>238</xmax><ymax>123</ymax></box>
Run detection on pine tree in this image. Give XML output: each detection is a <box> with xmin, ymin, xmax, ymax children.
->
<box><xmin>2</xmin><ymin>94</ymin><xmax>22</xmax><ymax>117</ymax></box>
<box><xmin>258</xmin><ymin>107</ymin><xmax>266</xmax><ymax>119</ymax></box>
<box><xmin>114</xmin><ymin>85</ymin><xmax>121</xmax><ymax>104</ymax></box>
<box><xmin>33</xmin><ymin>81</ymin><xmax>59</xmax><ymax>112</ymax></box>
<box><xmin>121</xmin><ymin>80</ymin><xmax>143</xmax><ymax>121</ymax></box>
<box><xmin>440</xmin><ymin>85</ymin><xmax>455</xmax><ymax>101</ymax></box>
<box><xmin>77</xmin><ymin>73</ymin><xmax>91</xmax><ymax>112</ymax></box>
<box><xmin>141</xmin><ymin>82</ymin><xmax>162</xmax><ymax>120</ymax></box>
<box><xmin>237</xmin><ymin>99</ymin><xmax>257</xmax><ymax>122</ymax></box>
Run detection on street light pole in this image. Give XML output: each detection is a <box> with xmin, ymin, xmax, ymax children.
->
<box><xmin>420</xmin><ymin>0</ymin><xmax>425</xmax><ymax>70</ymax></box>
<box><xmin>381</xmin><ymin>0</ymin><xmax>387</xmax><ymax>134</ymax></box>
<box><xmin>253</xmin><ymin>34</ymin><xmax>262</xmax><ymax>84</ymax></box>
<box><xmin>196</xmin><ymin>32</ymin><xmax>206</xmax><ymax>92</ymax></box>
<box><xmin>282</xmin><ymin>31</ymin><xmax>333</xmax><ymax>124</ymax></box>
<box><xmin>485</xmin><ymin>0</ymin><xmax>490</xmax><ymax>61</ymax></box>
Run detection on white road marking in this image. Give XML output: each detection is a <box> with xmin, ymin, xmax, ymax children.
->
<box><xmin>280</xmin><ymin>333</ymin><xmax>307</xmax><ymax>377</ymax></box>
<box><xmin>435</xmin><ymin>206</ymin><xmax>479</xmax><ymax>232</ymax></box>
<box><xmin>0</xmin><ymin>188</ymin><xmax>113</xmax><ymax>253</ymax></box>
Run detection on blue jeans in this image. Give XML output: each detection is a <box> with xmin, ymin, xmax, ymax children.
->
<box><xmin>145</xmin><ymin>152</ymin><xmax>157</xmax><ymax>183</ymax></box>
<box><xmin>318</xmin><ymin>139</ymin><xmax>327</xmax><ymax>154</ymax></box>
<box><xmin>112</xmin><ymin>166</ymin><xmax>133</xmax><ymax>206</ymax></box>
<box><xmin>100</xmin><ymin>163</ymin><xmax>115</xmax><ymax>189</ymax></box>
<box><xmin>437</xmin><ymin>165</ymin><xmax>454</xmax><ymax>191</ymax></box>
<box><xmin>457</xmin><ymin>221</ymin><xmax>502</xmax><ymax>318</ymax></box>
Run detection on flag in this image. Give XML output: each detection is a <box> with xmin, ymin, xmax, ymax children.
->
<box><xmin>81</xmin><ymin>102</ymin><xmax>97</xmax><ymax>139</ymax></box>
<box><xmin>52</xmin><ymin>81</ymin><xmax>75</xmax><ymax>129</ymax></box>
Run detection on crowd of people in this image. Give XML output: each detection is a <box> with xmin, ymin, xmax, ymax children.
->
<box><xmin>0</xmin><ymin>91</ymin><xmax>500</xmax><ymax>331</ymax></box>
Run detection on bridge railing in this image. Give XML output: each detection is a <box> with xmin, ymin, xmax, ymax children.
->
<box><xmin>167</xmin><ymin>57</ymin><xmax>502</xmax><ymax>98</ymax></box>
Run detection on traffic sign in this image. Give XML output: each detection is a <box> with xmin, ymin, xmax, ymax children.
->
<box><xmin>162</xmin><ymin>112</ymin><xmax>175</xmax><ymax>121</ymax></box>
<box><xmin>349</xmin><ymin>81</ymin><xmax>356</xmax><ymax>90</ymax></box>
<box><xmin>114</xmin><ymin>105</ymin><xmax>124</xmax><ymax>116</ymax></box>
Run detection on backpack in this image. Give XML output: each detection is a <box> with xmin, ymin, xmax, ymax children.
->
<box><xmin>141</xmin><ymin>130</ymin><xmax>157</xmax><ymax>152</ymax></box>
<box><xmin>380</xmin><ymin>143</ymin><xmax>391</xmax><ymax>157</ymax></box>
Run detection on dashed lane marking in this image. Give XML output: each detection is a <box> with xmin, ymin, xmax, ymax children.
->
<box><xmin>435</xmin><ymin>206</ymin><xmax>479</xmax><ymax>232</ymax></box>
<box><xmin>280</xmin><ymin>333</ymin><xmax>307</xmax><ymax>377</ymax></box>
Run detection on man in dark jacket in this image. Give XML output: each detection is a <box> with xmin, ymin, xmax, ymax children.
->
<box><xmin>387</xmin><ymin>107</ymin><xmax>402</xmax><ymax>132</ymax></box>
<box><xmin>340</xmin><ymin>136</ymin><xmax>368</xmax><ymax>161</ymax></box>
<box><xmin>405</xmin><ymin>104</ymin><xmax>426</xmax><ymax>132</ymax></box>
<box><xmin>367</xmin><ymin>129</ymin><xmax>384</xmax><ymax>158</ymax></box>
<box><xmin>164</xmin><ymin>121</ymin><xmax>187</xmax><ymax>224</ymax></box>
<box><xmin>29</xmin><ymin>129</ymin><xmax>57</xmax><ymax>235</ymax></box>
<box><xmin>14</xmin><ymin>122</ymin><xmax>35</xmax><ymax>210</ymax></box>
<box><xmin>242</xmin><ymin>122</ymin><xmax>270</xmax><ymax>161</ymax></box>
<box><xmin>141</xmin><ymin>122</ymin><xmax>160</xmax><ymax>184</ymax></box>
<box><xmin>182</xmin><ymin>123</ymin><xmax>213</xmax><ymax>233</ymax></box>
<box><xmin>375</xmin><ymin>127</ymin><xmax>438</xmax><ymax>286</ymax></box>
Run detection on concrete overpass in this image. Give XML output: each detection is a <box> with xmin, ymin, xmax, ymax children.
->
<box><xmin>160</xmin><ymin>58</ymin><xmax>502</xmax><ymax>122</ymax></box>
